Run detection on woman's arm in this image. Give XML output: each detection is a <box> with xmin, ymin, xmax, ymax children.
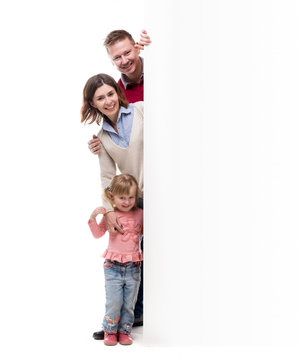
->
<box><xmin>98</xmin><ymin>141</ymin><xmax>124</xmax><ymax>234</ymax></box>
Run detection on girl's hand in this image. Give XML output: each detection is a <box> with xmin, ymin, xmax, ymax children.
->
<box><xmin>104</xmin><ymin>211</ymin><xmax>124</xmax><ymax>234</ymax></box>
<box><xmin>89</xmin><ymin>206</ymin><xmax>106</xmax><ymax>221</ymax></box>
<box><xmin>135</xmin><ymin>29</ymin><xmax>152</xmax><ymax>50</ymax></box>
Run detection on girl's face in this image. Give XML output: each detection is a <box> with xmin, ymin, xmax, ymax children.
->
<box><xmin>92</xmin><ymin>84</ymin><xmax>119</xmax><ymax>123</ymax></box>
<box><xmin>113</xmin><ymin>184</ymin><xmax>137</xmax><ymax>212</ymax></box>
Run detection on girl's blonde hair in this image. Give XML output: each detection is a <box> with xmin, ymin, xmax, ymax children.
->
<box><xmin>104</xmin><ymin>174</ymin><xmax>140</xmax><ymax>208</ymax></box>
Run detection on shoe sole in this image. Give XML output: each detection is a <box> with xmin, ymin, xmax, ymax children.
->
<box><xmin>133</xmin><ymin>321</ymin><xmax>143</xmax><ymax>327</ymax></box>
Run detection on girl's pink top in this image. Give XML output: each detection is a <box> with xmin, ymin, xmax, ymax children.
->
<box><xmin>88</xmin><ymin>208</ymin><xmax>143</xmax><ymax>263</ymax></box>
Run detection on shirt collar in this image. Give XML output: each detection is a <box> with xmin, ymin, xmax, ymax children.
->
<box><xmin>120</xmin><ymin>57</ymin><xmax>144</xmax><ymax>89</ymax></box>
<box><xmin>102</xmin><ymin>105</ymin><xmax>132</xmax><ymax>132</ymax></box>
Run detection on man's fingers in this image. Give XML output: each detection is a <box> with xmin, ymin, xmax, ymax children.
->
<box><xmin>88</xmin><ymin>138</ymin><xmax>101</xmax><ymax>154</ymax></box>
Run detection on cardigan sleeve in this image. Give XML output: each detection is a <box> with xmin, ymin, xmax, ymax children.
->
<box><xmin>98</xmin><ymin>137</ymin><xmax>116</xmax><ymax>212</ymax></box>
<box><xmin>134</xmin><ymin>101</ymin><xmax>144</xmax><ymax>117</ymax></box>
<box><xmin>88</xmin><ymin>217</ymin><xmax>107</xmax><ymax>239</ymax></box>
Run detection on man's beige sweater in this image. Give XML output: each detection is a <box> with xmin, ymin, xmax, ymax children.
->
<box><xmin>97</xmin><ymin>101</ymin><xmax>143</xmax><ymax>211</ymax></box>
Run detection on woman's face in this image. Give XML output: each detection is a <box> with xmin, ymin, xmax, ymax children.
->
<box><xmin>92</xmin><ymin>84</ymin><xmax>119</xmax><ymax>123</ymax></box>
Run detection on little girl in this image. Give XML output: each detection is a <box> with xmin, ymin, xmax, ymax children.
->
<box><xmin>88</xmin><ymin>174</ymin><xmax>143</xmax><ymax>346</ymax></box>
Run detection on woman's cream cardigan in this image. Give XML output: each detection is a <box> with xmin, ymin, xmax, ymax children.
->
<box><xmin>97</xmin><ymin>101</ymin><xmax>144</xmax><ymax>212</ymax></box>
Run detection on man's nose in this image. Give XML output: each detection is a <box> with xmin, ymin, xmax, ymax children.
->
<box><xmin>121</xmin><ymin>55</ymin><xmax>128</xmax><ymax>64</ymax></box>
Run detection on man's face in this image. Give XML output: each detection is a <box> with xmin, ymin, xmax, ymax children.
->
<box><xmin>108</xmin><ymin>38</ymin><xmax>141</xmax><ymax>77</ymax></box>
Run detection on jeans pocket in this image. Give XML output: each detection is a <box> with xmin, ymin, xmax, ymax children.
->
<box><xmin>131</xmin><ymin>266</ymin><xmax>141</xmax><ymax>282</ymax></box>
<box><xmin>104</xmin><ymin>260</ymin><xmax>114</xmax><ymax>270</ymax></box>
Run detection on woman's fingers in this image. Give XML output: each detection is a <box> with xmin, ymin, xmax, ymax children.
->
<box><xmin>105</xmin><ymin>212</ymin><xmax>124</xmax><ymax>234</ymax></box>
<box><xmin>115</xmin><ymin>218</ymin><xmax>124</xmax><ymax>234</ymax></box>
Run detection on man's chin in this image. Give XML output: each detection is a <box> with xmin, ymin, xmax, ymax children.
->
<box><xmin>120</xmin><ymin>65</ymin><xmax>135</xmax><ymax>76</ymax></box>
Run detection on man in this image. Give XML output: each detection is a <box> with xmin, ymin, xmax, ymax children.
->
<box><xmin>89</xmin><ymin>29</ymin><xmax>151</xmax><ymax>341</ymax></box>
<box><xmin>88</xmin><ymin>29</ymin><xmax>150</xmax><ymax>154</ymax></box>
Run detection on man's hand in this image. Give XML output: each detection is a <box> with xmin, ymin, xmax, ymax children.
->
<box><xmin>104</xmin><ymin>211</ymin><xmax>124</xmax><ymax>234</ymax></box>
<box><xmin>88</xmin><ymin>134</ymin><xmax>101</xmax><ymax>155</ymax></box>
<box><xmin>135</xmin><ymin>29</ymin><xmax>152</xmax><ymax>50</ymax></box>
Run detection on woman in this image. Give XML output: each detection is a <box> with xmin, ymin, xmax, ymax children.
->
<box><xmin>81</xmin><ymin>73</ymin><xmax>143</xmax><ymax>233</ymax></box>
<box><xmin>81</xmin><ymin>73</ymin><xmax>144</xmax><ymax>340</ymax></box>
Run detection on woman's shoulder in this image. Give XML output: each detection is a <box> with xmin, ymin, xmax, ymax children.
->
<box><xmin>133</xmin><ymin>101</ymin><xmax>144</xmax><ymax>115</ymax></box>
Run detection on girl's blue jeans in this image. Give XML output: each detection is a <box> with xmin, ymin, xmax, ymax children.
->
<box><xmin>103</xmin><ymin>260</ymin><xmax>141</xmax><ymax>334</ymax></box>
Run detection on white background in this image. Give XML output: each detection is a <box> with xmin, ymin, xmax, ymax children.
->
<box><xmin>0</xmin><ymin>0</ymin><xmax>305</xmax><ymax>359</ymax></box>
<box><xmin>145</xmin><ymin>0</ymin><xmax>305</xmax><ymax>354</ymax></box>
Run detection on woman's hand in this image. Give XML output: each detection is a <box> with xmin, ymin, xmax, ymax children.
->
<box><xmin>89</xmin><ymin>206</ymin><xmax>106</xmax><ymax>221</ymax></box>
<box><xmin>104</xmin><ymin>211</ymin><xmax>124</xmax><ymax>234</ymax></box>
<box><xmin>135</xmin><ymin>29</ymin><xmax>152</xmax><ymax>50</ymax></box>
<box><xmin>88</xmin><ymin>134</ymin><xmax>101</xmax><ymax>155</ymax></box>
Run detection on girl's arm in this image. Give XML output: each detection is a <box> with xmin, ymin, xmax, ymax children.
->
<box><xmin>88</xmin><ymin>207</ymin><xmax>107</xmax><ymax>238</ymax></box>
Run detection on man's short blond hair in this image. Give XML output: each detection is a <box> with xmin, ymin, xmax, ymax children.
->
<box><xmin>103</xmin><ymin>30</ymin><xmax>135</xmax><ymax>50</ymax></box>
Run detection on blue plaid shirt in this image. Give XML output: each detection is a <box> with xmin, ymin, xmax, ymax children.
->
<box><xmin>102</xmin><ymin>103</ymin><xmax>134</xmax><ymax>148</ymax></box>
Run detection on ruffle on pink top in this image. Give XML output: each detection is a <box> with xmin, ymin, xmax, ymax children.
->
<box><xmin>102</xmin><ymin>249</ymin><xmax>143</xmax><ymax>263</ymax></box>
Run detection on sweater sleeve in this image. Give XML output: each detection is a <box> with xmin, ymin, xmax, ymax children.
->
<box><xmin>88</xmin><ymin>217</ymin><xmax>107</xmax><ymax>239</ymax></box>
<box><xmin>134</xmin><ymin>101</ymin><xmax>144</xmax><ymax>117</ymax></box>
<box><xmin>98</xmin><ymin>137</ymin><xmax>116</xmax><ymax>212</ymax></box>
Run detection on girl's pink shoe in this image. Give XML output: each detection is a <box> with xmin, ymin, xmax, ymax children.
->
<box><xmin>118</xmin><ymin>333</ymin><xmax>133</xmax><ymax>345</ymax></box>
<box><xmin>104</xmin><ymin>332</ymin><xmax>117</xmax><ymax>346</ymax></box>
